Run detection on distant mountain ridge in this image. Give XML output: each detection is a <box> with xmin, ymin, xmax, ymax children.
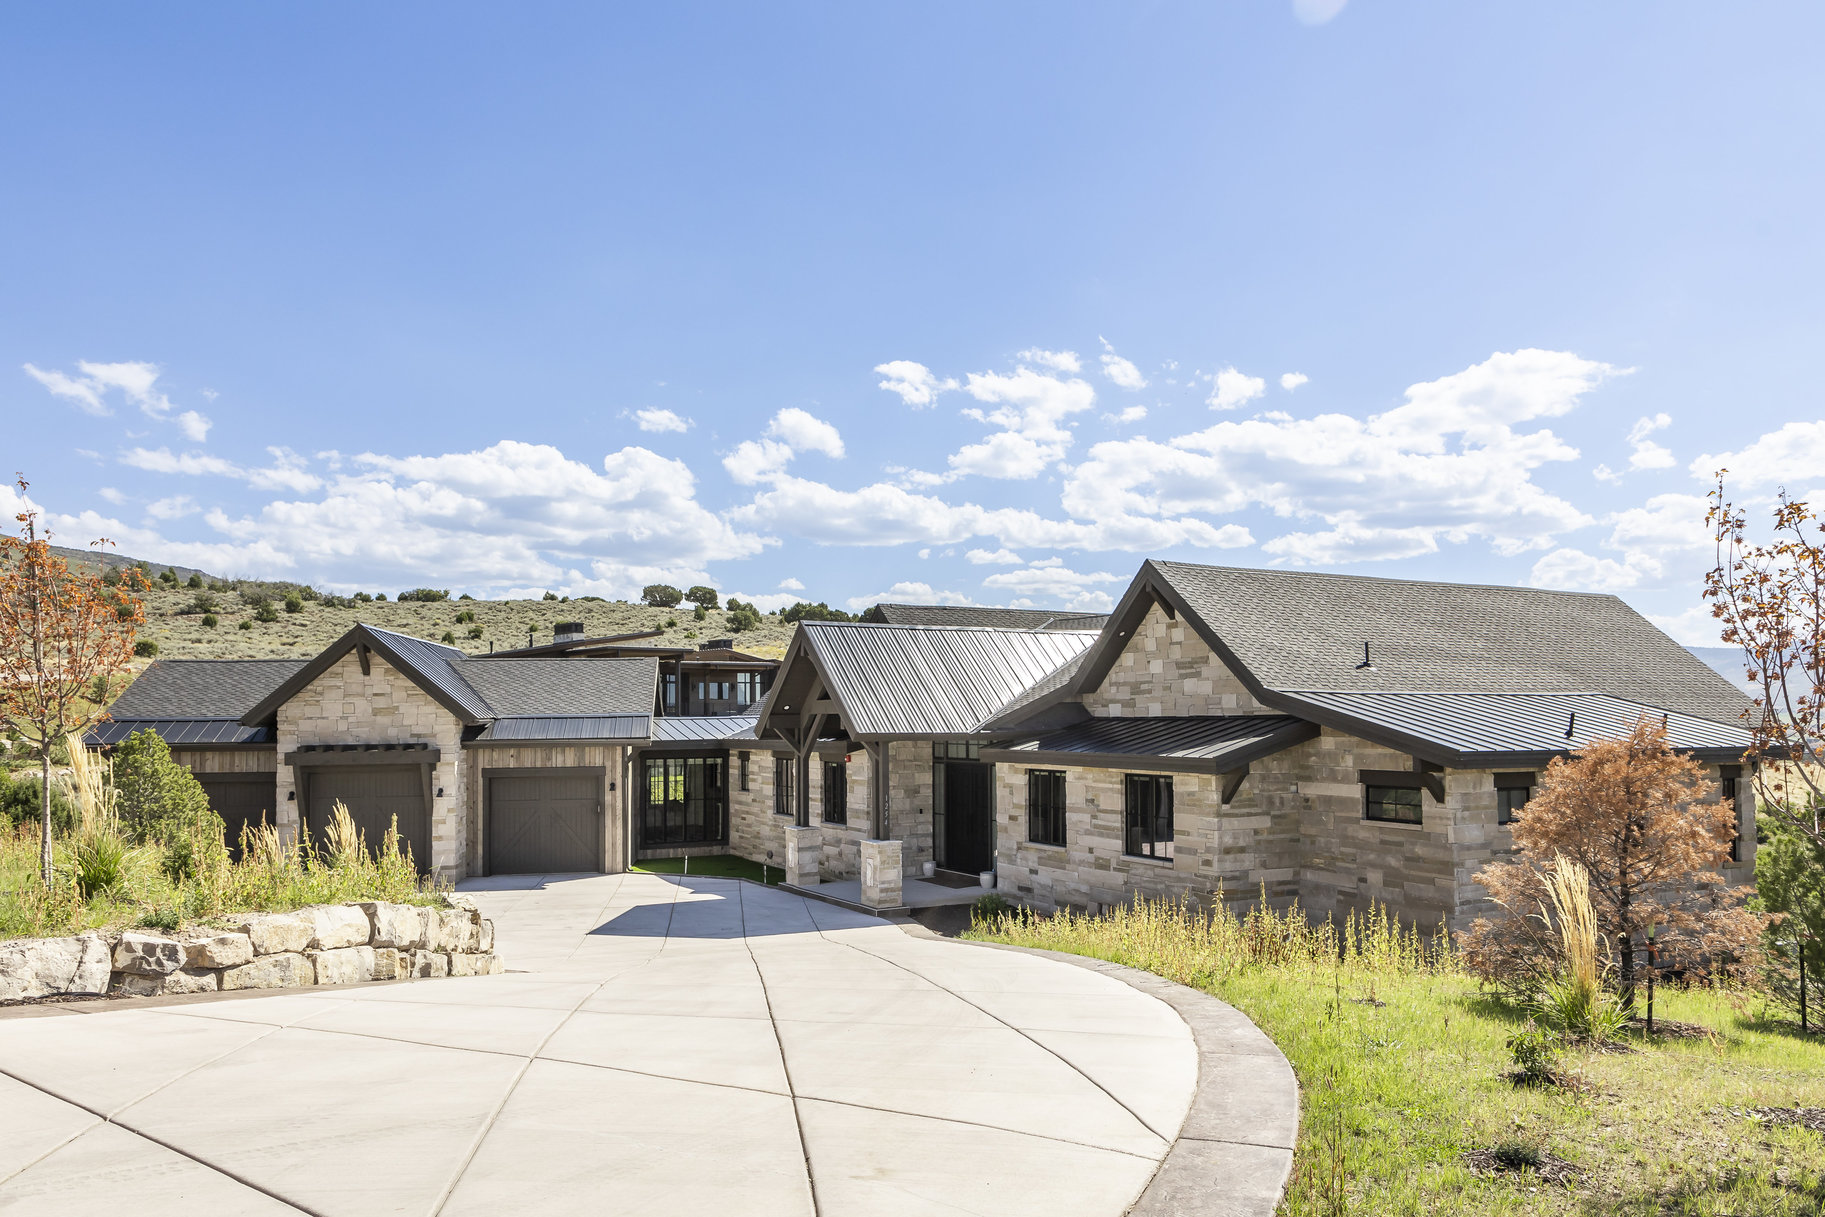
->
<box><xmin>47</xmin><ymin>544</ymin><xmax>224</xmax><ymax>587</ymax></box>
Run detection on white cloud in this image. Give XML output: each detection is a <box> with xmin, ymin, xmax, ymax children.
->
<box><xmin>1063</xmin><ymin>349</ymin><xmax>1615</xmax><ymax>566</ymax></box>
<box><xmin>1596</xmin><ymin>413</ymin><xmax>1675</xmax><ymax>481</ymax></box>
<box><xmin>632</xmin><ymin>408</ymin><xmax>691</xmax><ymax>433</ymax></box>
<box><xmin>1694</xmin><ymin>420</ymin><xmax>1825</xmax><ymax>490</ymax></box>
<box><xmin>1280</xmin><ymin>372</ymin><xmax>1309</xmax><ymax>392</ymax></box>
<box><xmin>843</xmin><ymin>581</ymin><xmax>972</xmax><ymax>612</ymax></box>
<box><xmin>966</xmin><ymin>548</ymin><xmax>1023</xmax><ymax>565</ymax></box>
<box><xmin>1102</xmin><ymin>405</ymin><xmax>1147</xmax><ymax>425</ymax></box>
<box><xmin>1293</xmin><ymin>0</ymin><xmax>1348</xmax><ymax>25</ymax></box>
<box><xmin>875</xmin><ymin>360</ymin><xmax>956</xmax><ymax>408</ymax></box>
<box><xmin>24</xmin><ymin>364</ymin><xmax>109</xmax><ymax>415</ymax></box>
<box><xmin>176</xmin><ymin>410</ymin><xmax>212</xmax><ymax>442</ymax></box>
<box><xmin>1098</xmin><ymin>339</ymin><xmax>1147</xmax><ymax>390</ymax></box>
<box><xmin>767</xmin><ymin>407</ymin><xmax>844</xmax><ymax>459</ymax></box>
<box><xmin>98</xmin><ymin>487</ymin><xmax>126</xmax><ymax>506</ymax></box>
<box><xmin>26</xmin><ymin>359</ymin><xmax>212</xmax><ymax>439</ymax></box>
<box><xmin>1647</xmin><ymin>604</ymin><xmax>1728</xmax><ymax>647</ymax></box>
<box><xmin>1528</xmin><ymin>547</ymin><xmax>1655</xmax><ymax>593</ymax></box>
<box><xmin>773</xmin><ymin>577</ymin><xmax>803</xmax><ymax>592</ymax></box>
<box><xmin>145</xmin><ymin>495</ymin><xmax>197</xmax><ymax>521</ymax></box>
<box><xmin>121</xmin><ymin>445</ymin><xmax>324</xmax><ymax>493</ymax></box>
<box><xmin>724</xmin><ymin>591</ymin><xmax>802</xmax><ymax>612</ymax></box>
<box><xmin>1017</xmin><ymin>348</ymin><xmax>1081</xmax><ymax>374</ymax></box>
<box><xmin>949</xmin><ymin>364</ymin><xmax>1098</xmax><ymax>480</ymax></box>
<box><xmin>1527</xmin><ymin>492</ymin><xmax>1710</xmax><ymax>593</ymax></box>
<box><xmin>980</xmin><ymin>563</ymin><xmax>1123</xmax><ymax>611</ymax></box>
<box><xmin>1209</xmin><ymin>367</ymin><xmax>1266</xmax><ymax>410</ymax></box>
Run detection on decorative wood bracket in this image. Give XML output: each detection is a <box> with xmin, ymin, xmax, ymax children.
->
<box><xmin>1220</xmin><ymin>765</ymin><xmax>1250</xmax><ymax>805</ymax></box>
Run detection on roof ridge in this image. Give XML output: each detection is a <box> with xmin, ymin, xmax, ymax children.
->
<box><xmin>1149</xmin><ymin>558</ymin><xmax>1626</xmax><ymax>602</ymax></box>
<box><xmin>804</xmin><ymin>620</ymin><xmax>1101</xmax><ymax>635</ymax></box>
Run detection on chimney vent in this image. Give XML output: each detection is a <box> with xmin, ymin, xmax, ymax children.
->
<box><xmin>554</xmin><ymin>622</ymin><xmax>585</xmax><ymax>644</ymax></box>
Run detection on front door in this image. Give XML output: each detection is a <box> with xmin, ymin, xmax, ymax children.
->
<box><xmin>942</xmin><ymin>761</ymin><xmax>994</xmax><ymax>874</ymax></box>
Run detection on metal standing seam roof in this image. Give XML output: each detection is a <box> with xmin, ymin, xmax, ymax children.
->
<box><xmin>1279</xmin><ymin>690</ymin><xmax>1753</xmax><ymax>764</ymax></box>
<box><xmin>1123</xmin><ymin>561</ymin><xmax>1754</xmax><ymax>727</ymax></box>
<box><xmin>983</xmin><ymin>714</ymin><xmax>1319</xmax><ymax>773</ymax></box>
<box><xmin>872</xmin><ymin>603</ymin><xmax>1112</xmax><ymax>631</ymax></box>
<box><xmin>473</xmin><ymin>715</ymin><xmax>650</xmax><ymax>742</ymax></box>
<box><xmin>799</xmin><ymin>623</ymin><xmax>1101</xmax><ymax>737</ymax></box>
<box><xmin>88</xmin><ymin>719</ymin><xmax>272</xmax><ymax>747</ymax></box>
<box><xmin>648</xmin><ymin>715</ymin><xmax>762</xmax><ymax>743</ymax></box>
<box><xmin>360</xmin><ymin>626</ymin><xmax>496</xmax><ymax>722</ymax></box>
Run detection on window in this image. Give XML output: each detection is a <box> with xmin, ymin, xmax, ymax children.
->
<box><xmin>736</xmin><ymin>671</ymin><xmax>766</xmax><ymax>707</ymax></box>
<box><xmin>1123</xmin><ymin>774</ymin><xmax>1173</xmax><ymax>859</ymax></box>
<box><xmin>1722</xmin><ymin>765</ymin><xmax>1743</xmax><ymax>861</ymax></box>
<box><xmin>933</xmin><ymin>740</ymin><xmax>980</xmax><ymax>760</ymax></box>
<box><xmin>1028</xmin><ymin>769</ymin><xmax>1066</xmax><ymax>847</ymax></box>
<box><xmin>738</xmin><ymin>751</ymin><xmax>750</xmax><ymax>793</ymax></box>
<box><xmin>696</xmin><ymin>680</ymin><xmax>731</xmax><ymax>702</ymax></box>
<box><xmin>1364</xmin><ymin>785</ymin><xmax>1423</xmax><ymax>825</ymax></box>
<box><xmin>1495</xmin><ymin>772</ymin><xmax>1534</xmax><ymax>825</ymax></box>
<box><xmin>662</xmin><ymin>673</ymin><xmax>677</xmax><ymax>711</ymax></box>
<box><xmin>822</xmin><ymin>759</ymin><xmax>848</xmax><ymax>824</ymax></box>
<box><xmin>641</xmin><ymin>756</ymin><xmax>727</xmax><ymax>847</ymax></box>
<box><xmin>774</xmin><ymin>756</ymin><xmax>794</xmax><ymax>817</ymax></box>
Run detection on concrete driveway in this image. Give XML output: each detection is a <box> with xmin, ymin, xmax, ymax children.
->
<box><xmin>0</xmin><ymin>874</ymin><xmax>1200</xmax><ymax>1216</ymax></box>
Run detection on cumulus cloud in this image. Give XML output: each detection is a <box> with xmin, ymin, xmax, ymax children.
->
<box><xmin>1099</xmin><ymin>339</ymin><xmax>1147</xmax><ymax>390</ymax></box>
<box><xmin>875</xmin><ymin>360</ymin><xmax>956</xmax><ymax>408</ymax></box>
<box><xmin>122</xmin><ymin>445</ymin><xmax>324</xmax><ymax>493</ymax></box>
<box><xmin>722</xmin><ymin>409</ymin><xmax>845</xmax><ymax>486</ymax></box>
<box><xmin>966</xmin><ymin>547</ymin><xmax>1023</xmax><ymax>565</ymax></box>
<box><xmin>1209</xmin><ymin>367</ymin><xmax>1266</xmax><ymax>410</ymax></box>
<box><xmin>145</xmin><ymin>495</ymin><xmax>197</xmax><ymax>521</ymax></box>
<box><xmin>1103</xmin><ymin>405</ymin><xmax>1147</xmax><ymax>425</ymax></box>
<box><xmin>843</xmin><ymin>581</ymin><xmax>972</xmax><ymax>612</ymax></box>
<box><xmin>948</xmin><ymin>363</ymin><xmax>1098</xmax><ymax>480</ymax></box>
<box><xmin>980</xmin><ymin>562</ymin><xmax>1123</xmax><ymax>611</ymax></box>
<box><xmin>176</xmin><ymin>410</ymin><xmax>212</xmax><ymax>442</ymax></box>
<box><xmin>777</xmin><ymin>576</ymin><xmax>805</xmax><ymax>592</ymax></box>
<box><xmin>1526</xmin><ymin>492</ymin><xmax>1710</xmax><ymax>593</ymax></box>
<box><xmin>767</xmin><ymin>407</ymin><xmax>844</xmax><ymax>459</ymax></box>
<box><xmin>24</xmin><ymin>359</ymin><xmax>210</xmax><ymax>438</ymax></box>
<box><xmin>1062</xmin><ymin>348</ymin><xmax>1616</xmax><ymax>566</ymax></box>
<box><xmin>631</xmin><ymin>408</ymin><xmax>691</xmax><ymax>433</ymax></box>
<box><xmin>1017</xmin><ymin>348</ymin><xmax>1081</xmax><ymax>374</ymax></box>
<box><xmin>1594</xmin><ymin>413</ymin><xmax>1675</xmax><ymax>482</ymax></box>
<box><xmin>1280</xmin><ymin>372</ymin><xmax>1309</xmax><ymax>391</ymax></box>
<box><xmin>1694</xmin><ymin>420</ymin><xmax>1825</xmax><ymax>490</ymax></box>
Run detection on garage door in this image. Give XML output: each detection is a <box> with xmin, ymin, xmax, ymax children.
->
<box><xmin>194</xmin><ymin>773</ymin><xmax>278</xmax><ymax>860</ymax></box>
<box><xmin>487</xmin><ymin>771</ymin><xmax>601</xmax><ymax>875</ymax></box>
<box><xmin>304</xmin><ymin>765</ymin><xmax>431</xmax><ymax>872</ymax></box>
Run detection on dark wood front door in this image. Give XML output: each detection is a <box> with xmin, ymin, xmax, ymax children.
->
<box><xmin>194</xmin><ymin>773</ymin><xmax>277</xmax><ymax>860</ymax></box>
<box><xmin>303</xmin><ymin>765</ymin><xmax>431</xmax><ymax>872</ymax></box>
<box><xmin>487</xmin><ymin>771</ymin><xmax>602</xmax><ymax>875</ymax></box>
<box><xmin>942</xmin><ymin>761</ymin><xmax>994</xmax><ymax>874</ymax></box>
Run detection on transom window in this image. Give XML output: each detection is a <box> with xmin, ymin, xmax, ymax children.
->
<box><xmin>774</xmin><ymin>756</ymin><xmax>794</xmax><ymax>817</ymax></box>
<box><xmin>822</xmin><ymin>759</ymin><xmax>848</xmax><ymax>825</ymax></box>
<box><xmin>1123</xmin><ymin>774</ymin><xmax>1173</xmax><ymax>859</ymax></box>
<box><xmin>1364</xmin><ymin>784</ymin><xmax>1422</xmax><ymax>825</ymax></box>
<box><xmin>642</xmin><ymin>756</ymin><xmax>727</xmax><ymax>847</ymax></box>
<box><xmin>933</xmin><ymin>741</ymin><xmax>981</xmax><ymax>761</ymax></box>
<box><xmin>1495</xmin><ymin>772</ymin><xmax>1534</xmax><ymax>825</ymax></box>
<box><xmin>1028</xmin><ymin>769</ymin><xmax>1066</xmax><ymax>847</ymax></box>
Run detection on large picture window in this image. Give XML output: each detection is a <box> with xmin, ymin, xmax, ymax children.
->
<box><xmin>774</xmin><ymin>756</ymin><xmax>794</xmax><ymax>817</ymax></box>
<box><xmin>1123</xmin><ymin>774</ymin><xmax>1173</xmax><ymax>859</ymax></box>
<box><xmin>822</xmin><ymin>759</ymin><xmax>848</xmax><ymax>824</ymax></box>
<box><xmin>1028</xmin><ymin>770</ymin><xmax>1066</xmax><ymax>847</ymax></box>
<box><xmin>1364</xmin><ymin>784</ymin><xmax>1422</xmax><ymax>825</ymax></box>
<box><xmin>642</xmin><ymin>756</ymin><xmax>727</xmax><ymax>847</ymax></box>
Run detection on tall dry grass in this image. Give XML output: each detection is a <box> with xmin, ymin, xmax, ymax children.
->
<box><xmin>1536</xmin><ymin>855</ymin><xmax>1628</xmax><ymax>1039</ymax></box>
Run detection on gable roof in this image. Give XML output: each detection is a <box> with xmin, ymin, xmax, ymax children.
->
<box><xmin>1071</xmin><ymin>560</ymin><xmax>1753</xmax><ymax>729</ymax></box>
<box><xmin>110</xmin><ymin>659</ymin><xmax>306</xmax><ymax>719</ymax></box>
<box><xmin>240</xmin><ymin>624</ymin><xmax>493</xmax><ymax>725</ymax></box>
<box><xmin>761</xmin><ymin>622</ymin><xmax>1099</xmax><ymax>739</ymax></box>
<box><xmin>872</xmin><ymin>603</ymin><xmax>1110</xmax><ymax>631</ymax></box>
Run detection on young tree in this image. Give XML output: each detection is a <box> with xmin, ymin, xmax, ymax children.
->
<box><xmin>0</xmin><ymin>477</ymin><xmax>145</xmax><ymax>885</ymax></box>
<box><xmin>1705</xmin><ymin>476</ymin><xmax>1825</xmax><ymax>847</ymax></box>
<box><xmin>684</xmin><ymin>585</ymin><xmax>719</xmax><ymax>610</ymax></box>
<box><xmin>1461</xmin><ymin>718</ymin><xmax>1762</xmax><ymax>1010</ymax></box>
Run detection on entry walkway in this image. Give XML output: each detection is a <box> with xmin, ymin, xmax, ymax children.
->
<box><xmin>0</xmin><ymin>874</ymin><xmax>1203</xmax><ymax>1216</ymax></box>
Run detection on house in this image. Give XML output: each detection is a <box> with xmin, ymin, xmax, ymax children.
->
<box><xmin>487</xmin><ymin>625</ymin><xmax>778</xmax><ymax>716</ymax></box>
<box><xmin>751</xmin><ymin>560</ymin><xmax>1757</xmax><ymax>929</ymax></box>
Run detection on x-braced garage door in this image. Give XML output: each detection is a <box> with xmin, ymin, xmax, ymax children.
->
<box><xmin>486</xmin><ymin>769</ymin><xmax>602</xmax><ymax>874</ymax></box>
<box><xmin>193</xmin><ymin>773</ymin><xmax>277</xmax><ymax>861</ymax></box>
<box><xmin>303</xmin><ymin>765</ymin><xmax>432</xmax><ymax>873</ymax></box>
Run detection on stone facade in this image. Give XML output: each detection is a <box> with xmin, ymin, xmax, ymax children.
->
<box><xmin>276</xmin><ymin>651</ymin><xmax>469</xmax><ymax>879</ymax></box>
<box><xmin>727</xmin><ymin>743</ymin><xmax>939</xmax><ymax>881</ymax></box>
<box><xmin>1083</xmin><ymin>603</ymin><xmax>1275</xmax><ymax>718</ymax></box>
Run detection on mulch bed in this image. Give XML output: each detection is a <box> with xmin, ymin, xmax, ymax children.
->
<box><xmin>1737</xmin><ymin>1107</ymin><xmax>1825</xmax><ymax>1134</ymax></box>
<box><xmin>1626</xmin><ymin>1016</ymin><xmax>1712</xmax><ymax>1039</ymax></box>
<box><xmin>1462</xmin><ymin>1147</ymin><xmax>1582</xmax><ymax>1187</ymax></box>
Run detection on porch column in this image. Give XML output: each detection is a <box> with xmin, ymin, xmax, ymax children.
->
<box><xmin>784</xmin><ymin>823</ymin><xmax>822</xmax><ymax>887</ymax></box>
<box><xmin>860</xmin><ymin>837</ymin><xmax>902</xmax><ymax>911</ymax></box>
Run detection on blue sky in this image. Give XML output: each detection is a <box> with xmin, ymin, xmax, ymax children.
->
<box><xmin>6</xmin><ymin>2</ymin><xmax>1824</xmax><ymax>640</ymax></box>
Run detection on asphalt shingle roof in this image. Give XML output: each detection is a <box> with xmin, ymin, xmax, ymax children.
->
<box><xmin>109</xmin><ymin>660</ymin><xmax>306</xmax><ymax>719</ymax></box>
<box><xmin>1145</xmin><ymin>561</ymin><xmax>1753</xmax><ymax>726</ymax></box>
<box><xmin>456</xmin><ymin>657</ymin><xmax>657</xmax><ymax>717</ymax></box>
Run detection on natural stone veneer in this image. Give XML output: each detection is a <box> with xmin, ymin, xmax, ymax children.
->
<box><xmin>0</xmin><ymin>897</ymin><xmax>502</xmax><ymax>1003</ymax></box>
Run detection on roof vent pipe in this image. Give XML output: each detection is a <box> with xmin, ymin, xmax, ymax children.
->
<box><xmin>1565</xmin><ymin>711</ymin><xmax>1576</xmax><ymax>740</ymax></box>
<box><xmin>1354</xmin><ymin>642</ymin><xmax>1376</xmax><ymax>671</ymax></box>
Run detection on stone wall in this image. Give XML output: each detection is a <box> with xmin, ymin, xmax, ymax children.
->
<box><xmin>885</xmin><ymin>740</ymin><xmax>935</xmax><ymax>876</ymax></box>
<box><xmin>729</xmin><ymin>747</ymin><xmax>789</xmax><ymax>871</ymax></box>
<box><xmin>727</xmin><ymin>743</ymin><xmax>935</xmax><ymax>879</ymax></box>
<box><xmin>276</xmin><ymin>651</ymin><xmax>469</xmax><ymax>879</ymax></box>
<box><xmin>1082</xmin><ymin>603</ymin><xmax>1276</xmax><ymax>718</ymax></box>
<box><xmin>0</xmin><ymin>899</ymin><xmax>500</xmax><ymax>1003</ymax></box>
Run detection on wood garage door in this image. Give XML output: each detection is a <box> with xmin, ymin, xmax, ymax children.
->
<box><xmin>488</xmin><ymin>771</ymin><xmax>601</xmax><ymax>875</ymax></box>
<box><xmin>304</xmin><ymin>765</ymin><xmax>431</xmax><ymax>873</ymax></box>
<box><xmin>194</xmin><ymin>773</ymin><xmax>277</xmax><ymax>861</ymax></box>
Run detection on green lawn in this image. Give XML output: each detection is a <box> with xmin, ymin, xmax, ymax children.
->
<box><xmin>970</xmin><ymin>906</ymin><xmax>1825</xmax><ymax>1216</ymax></box>
<box><xmin>632</xmin><ymin>853</ymin><xmax>785</xmax><ymax>885</ymax></box>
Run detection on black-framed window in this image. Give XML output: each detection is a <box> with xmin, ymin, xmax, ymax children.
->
<box><xmin>774</xmin><ymin>756</ymin><xmax>794</xmax><ymax>817</ymax></box>
<box><xmin>822</xmin><ymin>759</ymin><xmax>848</xmax><ymax>825</ymax></box>
<box><xmin>1028</xmin><ymin>769</ymin><xmax>1066</xmax><ymax>847</ymax></box>
<box><xmin>1722</xmin><ymin>764</ymin><xmax>1743</xmax><ymax>861</ymax></box>
<box><xmin>1364</xmin><ymin>784</ymin><xmax>1422</xmax><ymax>825</ymax></box>
<box><xmin>738</xmin><ymin>750</ymin><xmax>750</xmax><ymax>792</ymax></box>
<box><xmin>933</xmin><ymin>740</ymin><xmax>980</xmax><ymax>761</ymax></box>
<box><xmin>736</xmin><ymin>671</ymin><xmax>766</xmax><ymax>707</ymax></box>
<box><xmin>662</xmin><ymin>673</ymin><xmax>677</xmax><ymax>711</ymax></box>
<box><xmin>697</xmin><ymin>680</ymin><xmax>732</xmax><ymax>702</ymax></box>
<box><xmin>1495</xmin><ymin>772</ymin><xmax>1534</xmax><ymax>826</ymax></box>
<box><xmin>641</xmin><ymin>756</ymin><xmax>727</xmax><ymax>847</ymax></box>
<box><xmin>1124</xmin><ymin>774</ymin><xmax>1173</xmax><ymax>859</ymax></box>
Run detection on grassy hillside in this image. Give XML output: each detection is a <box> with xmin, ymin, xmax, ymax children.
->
<box><xmin>131</xmin><ymin>587</ymin><xmax>799</xmax><ymax>662</ymax></box>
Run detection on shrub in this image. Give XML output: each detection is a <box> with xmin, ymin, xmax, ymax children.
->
<box><xmin>283</xmin><ymin>592</ymin><xmax>304</xmax><ymax>613</ymax></box>
<box><xmin>133</xmin><ymin>639</ymin><xmax>158</xmax><ymax>658</ymax></box>
<box><xmin>238</xmin><ymin>618</ymin><xmax>253</xmax><ymax>631</ymax></box>
<box><xmin>201</xmin><ymin>614</ymin><xmax>218</xmax><ymax>629</ymax></box>
<box><xmin>543</xmin><ymin>590</ymin><xmax>559</xmax><ymax>601</ymax></box>
<box><xmin>182</xmin><ymin>591</ymin><xmax>218</xmax><ymax>614</ymax></box>
<box><xmin>111</xmin><ymin>729</ymin><xmax>224</xmax><ymax>882</ymax></box>
<box><xmin>728</xmin><ymin>606</ymin><xmax>762</xmax><ymax>633</ymax></box>
<box><xmin>159</xmin><ymin>568</ymin><xmax>178</xmax><ymax>585</ymax></box>
<box><xmin>255</xmin><ymin>600</ymin><xmax>279</xmax><ymax>623</ymax></box>
<box><xmin>685</xmin><ymin>585</ymin><xmax>719</xmax><ymax>610</ymax></box>
<box><xmin>972</xmin><ymin>893</ymin><xmax>1012</xmax><ymax>925</ymax></box>
<box><xmin>374</xmin><ymin>592</ymin><xmax>387</xmax><ymax>601</ymax></box>
<box><xmin>0</xmin><ymin>768</ymin><xmax>74</xmax><ymax>828</ymax></box>
<box><xmin>69</xmin><ymin>829</ymin><xmax>143</xmax><ymax>899</ymax></box>
<box><xmin>1505</xmin><ymin>1021</ymin><xmax>1560</xmax><ymax>1085</ymax></box>
<box><xmin>185</xmin><ymin>573</ymin><xmax>203</xmax><ymax>589</ymax></box>
<box><xmin>102</xmin><ymin>567</ymin><xmax>122</xmax><ymax>586</ymax></box>
<box><xmin>465</xmin><ymin>624</ymin><xmax>484</xmax><ymax>639</ymax></box>
<box><xmin>458</xmin><ymin>592</ymin><xmax>474</xmax><ymax>600</ymax></box>
<box><xmin>1530</xmin><ymin>858</ymin><xmax>1628</xmax><ymax>1040</ymax></box>
<box><xmin>782</xmin><ymin>601</ymin><xmax>856</xmax><ymax>623</ymax></box>
<box><xmin>642</xmin><ymin>584</ymin><xmax>683</xmax><ymax>608</ymax></box>
<box><xmin>397</xmin><ymin>588</ymin><xmax>450</xmax><ymax>602</ymax></box>
<box><xmin>694</xmin><ymin>605</ymin><xmax>708</xmax><ymax>622</ymax></box>
<box><xmin>455</xmin><ymin>609</ymin><xmax>476</xmax><ymax>624</ymax></box>
<box><xmin>1755</xmin><ymin>819</ymin><xmax>1825</xmax><ymax>1024</ymax></box>
<box><xmin>352</xmin><ymin>591</ymin><xmax>372</xmax><ymax>602</ymax></box>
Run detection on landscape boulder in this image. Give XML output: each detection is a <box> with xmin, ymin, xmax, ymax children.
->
<box><xmin>478</xmin><ymin>919</ymin><xmax>495</xmax><ymax>953</ymax></box>
<box><xmin>358</xmin><ymin>901</ymin><xmax>425</xmax><ymax>951</ymax></box>
<box><xmin>220</xmin><ymin>952</ymin><xmax>313</xmax><ymax>991</ymax></box>
<box><xmin>310</xmin><ymin>946</ymin><xmax>376</xmax><ymax>986</ymax></box>
<box><xmin>371</xmin><ymin>947</ymin><xmax>400</xmax><ymax>981</ymax></box>
<box><xmin>429</xmin><ymin>908</ymin><xmax>479</xmax><ymax>953</ymax></box>
<box><xmin>238</xmin><ymin>913</ymin><xmax>313</xmax><ymax>955</ymax></box>
<box><xmin>406</xmin><ymin>950</ymin><xmax>449</xmax><ymax>978</ymax></box>
<box><xmin>0</xmin><ymin>933</ymin><xmax>110</xmax><ymax>1001</ymax></box>
<box><xmin>113</xmin><ymin>967</ymin><xmax>220</xmax><ymax>997</ymax></box>
<box><xmin>449</xmin><ymin>952</ymin><xmax>503</xmax><ymax>977</ymax></box>
<box><xmin>112</xmin><ymin>932</ymin><xmax>186</xmax><ymax>977</ymax></box>
<box><xmin>300</xmin><ymin>904</ymin><xmax>372</xmax><ymax>950</ymax></box>
<box><xmin>181</xmin><ymin>931</ymin><xmax>254</xmax><ymax>970</ymax></box>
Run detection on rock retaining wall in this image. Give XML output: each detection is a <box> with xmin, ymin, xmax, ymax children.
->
<box><xmin>0</xmin><ymin>896</ymin><xmax>500</xmax><ymax>1002</ymax></box>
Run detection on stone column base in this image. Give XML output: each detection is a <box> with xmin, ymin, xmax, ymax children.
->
<box><xmin>860</xmin><ymin>839</ymin><xmax>903</xmax><ymax>910</ymax></box>
<box><xmin>784</xmin><ymin>825</ymin><xmax>822</xmax><ymax>887</ymax></box>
